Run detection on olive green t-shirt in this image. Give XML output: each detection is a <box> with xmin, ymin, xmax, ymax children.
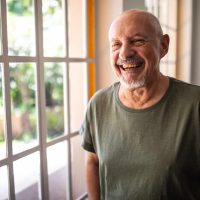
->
<box><xmin>80</xmin><ymin>78</ymin><xmax>200</xmax><ymax>200</ymax></box>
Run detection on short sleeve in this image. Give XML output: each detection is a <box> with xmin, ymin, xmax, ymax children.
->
<box><xmin>79</xmin><ymin>110</ymin><xmax>96</xmax><ymax>153</ymax></box>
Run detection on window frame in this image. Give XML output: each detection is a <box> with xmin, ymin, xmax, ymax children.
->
<box><xmin>145</xmin><ymin>0</ymin><xmax>177</xmax><ymax>78</ymax></box>
<box><xmin>0</xmin><ymin>0</ymin><xmax>95</xmax><ymax>199</ymax></box>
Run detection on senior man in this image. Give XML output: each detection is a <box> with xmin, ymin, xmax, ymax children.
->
<box><xmin>80</xmin><ymin>9</ymin><xmax>200</xmax><ymax>200</ymax></box>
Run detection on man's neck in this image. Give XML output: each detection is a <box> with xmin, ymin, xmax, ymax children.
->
<box><xmin>118</xmin><ymin>75</ymin><xmax>169</xmax><ymax>109</ymax></box>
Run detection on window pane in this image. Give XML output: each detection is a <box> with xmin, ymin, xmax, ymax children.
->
<box><xmin>7</xmin><ymin>0</ymin><xmax>35</xmax><ymax>56</ymax></box>
<box><xmin>0</xmin><ymin>166</ymin><xmax>9</xmax><ymax>200</ymax></box>
<box><xmin>71</xmin><ymin>135</ymin><xmax>86</xmax><ymax>199</ymax></box>
<box><xmin>47</xmin><ymin>142</ymin><xmax>68</xmax><ymax>200</ymax></box>
<box><xmin>42</xmin><ymin>0</ymin><xmax>66</xmax><ymax>57</ymax></box>
<box><xmin>69</xmin><ymin>63</ymin><xmax>86</xmax><ymax>132</ymax></box>
<box><xmin>0</xmin><ymin>2</ymin><xmax>2</xmax><ymax>55</ymax></box>
<box><xmin>44</xmin><ymin>63</ymin><xmax>64</xmax><ymax>141</ymax></box>
<box><xmin>10</xmin><ymin>63</ymin><xmax>38</xmax><ymax>154</ymax></box>
<box><xmin>68</xmin><ymin>0</ymin><xmax>86</xmax><ymax>57</ymax></box>
<box><xmin>14</xmin><ymin>152</ymin><xmax>40</xmax><ymax>200</ymax></box>
<box><xmin>0</xmin><ymin>64</ymin><xmax>6</xmax><ymax>160</ymax></box>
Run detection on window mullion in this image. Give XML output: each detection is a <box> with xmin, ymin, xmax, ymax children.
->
<box><xmin>63</xmin><ymin>0</ymin><xmax>73</xmax><ymax>199</ymax></box>
<box><xmin>2</xmin><ymin>63</ymin><xmax>16</xmax><ymax>200</ymax></box>
<box><xmin>1</xmin><ymin>0</ymin><xmax>16</xmax><ymax>199</ymax></box>
<box><xmin>34</xmin><ymin>0</ymin><xmax>49</xmax><ymax>199</ymax></box>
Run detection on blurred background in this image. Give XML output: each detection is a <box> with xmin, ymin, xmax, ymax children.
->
<box><xmin>0</xmin><ymin>0</ymin><xmax>199</xmax><ymax>200</ymax></box>
<box><xmin>97</xmin><ymin>0</ymin><xmax>200</xmax><ymax>88</ymax></box>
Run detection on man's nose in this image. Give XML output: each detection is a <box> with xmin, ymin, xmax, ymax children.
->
<box><xmin>119</xmin><ymin>44</ymin><xmax>135</xmax><ymax>60</ymax></box>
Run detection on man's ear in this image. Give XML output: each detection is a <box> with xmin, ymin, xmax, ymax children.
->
<box><xmin>160</xmin><ymin>34</ymin><xmax>170</xmax><ymax>58</ymax></box>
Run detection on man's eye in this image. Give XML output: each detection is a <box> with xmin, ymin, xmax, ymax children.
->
<box><xmin>111</xmin><ymin>43</ymin><xmax>121</xmax><ymax>50</ymax></box>
<box><xmin>112</xmin><ymin>43</ymin><xmax>120</xmax><ymax>47</ymax></box>
<box><xmin>132</xmin><ymin>39</ymin><xmax>146</xmax><ymax>46</ymax></box>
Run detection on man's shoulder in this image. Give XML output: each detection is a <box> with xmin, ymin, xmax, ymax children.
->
<box><xmin>171</xmin><ymin>78</ymin><xmax>200</xmax><ymax>98</ymax></box>
<box><xmin>172</xmin><ymin>78</ymin><xmax>200</xmax><ymax>89</ymax></box>
<box><xmin>89</xmin><ymin>82</ymin><xmax>119</xmax><ymax>105</ymax></box>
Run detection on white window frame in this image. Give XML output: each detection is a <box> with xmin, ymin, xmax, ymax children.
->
<box><xmin>0</xmin><ymin>0</ymin><xmax>95</xmax><ymax>199</ymax></box>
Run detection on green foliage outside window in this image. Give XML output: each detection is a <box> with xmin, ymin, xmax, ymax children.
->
<box><xmin>0</xmin><ymin>0</ymin><xmax>65</xmax><ymax>144</ymax></box>
<box><xmin>8</xmin><ymin>0</ymin><xmax>33</xmax><ymax>16</ymax></box>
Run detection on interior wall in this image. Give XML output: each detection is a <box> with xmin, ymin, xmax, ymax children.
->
<box><xmin>95</xmin><ymin>0</ymin><xmax>122</xmax><ymax>90</ymax></box>
<box><xmin>191</xmin><ymin>0</ymin><xmax>200</xmax><ymax>85</ymax></box>
<box><xmin>176</xmin><ymin>0</ymin><xmax>193</xmax><ymax>83</ymax></box>
<box><xmin>123</xmin><ymin>0</ymin><xmax>147</xmax><ymax>10</ymax></box>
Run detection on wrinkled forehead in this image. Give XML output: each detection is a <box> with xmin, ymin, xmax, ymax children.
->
<box><xmin>108</xmin><ymin>11</ymin><xmax>163</xmax><ymax>40</ymax></box>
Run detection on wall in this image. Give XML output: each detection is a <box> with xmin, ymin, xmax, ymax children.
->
<box><xmin>176</xmin><ymin>0</ymin><xmax>193</xmax><ymax>83</ymax></box>
<box><xmin>95</xmin><ymin>0</ymin><xmax>122</xmax><ymax>89</ymax></box>
<box><xmin>191</xmin><ymin>0</ymin><xmax>200</xmax><ymax>85</ymax></box>
<box><xmin>123</xmin><ymin>0</ymin><xmax>147</xmax><ymax>10</ymax></box>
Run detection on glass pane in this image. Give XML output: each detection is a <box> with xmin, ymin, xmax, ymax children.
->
<box><xmin>69</xmin><ymin>63</ymin><xmax>86</xmax><ymax>132</ymax></box>
<box><xmin>47</xmin><ymin>141</ymin><xmax>68</xmax><ymax>200</ymax></box>
<box><xmin>0</xmin><ymin>2</ymin><xmax>2</xmax><ymax>55</ymax></box>
<box><xmin>0</xmin><ymin>64</ymin><xmax>6</xmax><ymax>160</ymax></box>
<box><xmin>42</xmin><ymin>0</ymin><xmax>66</xmax><ymax>57</ymax></box>
<box><xmin>71</xmin><ymin>136</ymin><xmax>86</xmax><ymax>199</ymax></box>
<box><xmin>10</xmin><ymin>63</ymin><xmax>38</xmax><ymax>154</ymax></box>
<box><xmin>14</xmin><ymin>152</ymin><xmax>40</xmax><ymax>200</ymax></box>
<box><xmin>7</xmin><ymin>0</ymin><xmax>35</xmax><ymax>56</ymax></box>
<box><xmin>68</xmin><ymin>0</ymin><xmax>86</xmax><ymax>57</ymax></box>
<box><xmin>44</xmin><ymin>63</ymin><xmax>64</xmax><ymax>141</ymax></box>
<box><xmin>0</xmin><ymin>166</ymin><xmax>9</xmax><ymax>200</ymax></box>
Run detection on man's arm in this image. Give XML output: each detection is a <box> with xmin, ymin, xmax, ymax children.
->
<box><xmin>86</xmin><ymin>151</ymin><xmax>100</xmax><ymax>200</ymax></box>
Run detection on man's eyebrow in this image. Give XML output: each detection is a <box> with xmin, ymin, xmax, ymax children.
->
<box><xmin>128</xmin><ymin>33</ymin><xmax>148</xmax><ymax>39</ymax></box>
<box><xmin>110</xmin><ymin>38</ymin><xmax>120</xmax><ymax>42</ymax></box>
<box><xmin>110</xmin><ymin>34</ymin><xmax>149</xmax><ymax>43</ymax></box>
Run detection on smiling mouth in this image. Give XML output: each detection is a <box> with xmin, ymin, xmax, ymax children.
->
<box><xmin>118</xmin><ymin>62</ymin><xmax>144</xmax><ymax>71</ymax></box>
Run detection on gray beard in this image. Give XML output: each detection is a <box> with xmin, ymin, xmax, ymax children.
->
<box><xmin>119</xmin><ymin>77</ymin><xmax>146</xmax><ymax>89</ymax></box>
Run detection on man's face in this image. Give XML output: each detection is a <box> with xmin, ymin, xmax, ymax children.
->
<box><xmin>109</xmin><ymin>13</ymin><xmax>168</xmax><ymax>89</ymax></box>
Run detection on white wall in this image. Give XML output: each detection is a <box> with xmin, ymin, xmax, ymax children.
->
<box><xmin>96</xmin><ymin>0</ymin><xmax>123</xmax><ymax>89</ymax></box>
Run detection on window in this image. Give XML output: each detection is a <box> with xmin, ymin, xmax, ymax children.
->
<box><xmin>145</xmin><ymin>0</ymin><xmax>177</xmax><ymax>78</ymax></box>
<box><xmin>0</xmin><ymin>0</ymin><xmax>95</xmax><ymax>199</ymax></box>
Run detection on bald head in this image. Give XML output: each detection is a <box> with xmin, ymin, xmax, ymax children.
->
<box><xmin>108</xmin><ymin>9</ymin><xmax>170</xmax><ymax>90</ymax></box>
<box><xmin>109</xmin><ymin>9</ymin><xmax>163</xmax><ymax>40</ymax></box>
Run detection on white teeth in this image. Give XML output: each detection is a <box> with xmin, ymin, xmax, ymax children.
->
<box><xmin>122</xmin><ymin>63</ymin><xmax>136</xmax><ymax>69</ymax></box>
